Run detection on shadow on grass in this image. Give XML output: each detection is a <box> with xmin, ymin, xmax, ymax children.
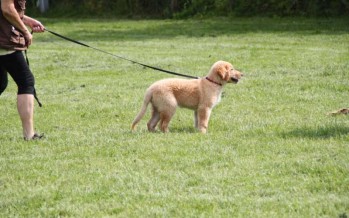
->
<box><xmin>42</xmin><ymin>17</ymin><xmax>349</xmax><ymax>42</ymax></box>
<box><xmin>169</xmin><ymin>126</ymin><xmax>198</xmax><ymax>133</ymax></box>
<box><xmin>280</xmin><ymin>125</ymin><xmax>349</xmax><ymax>139</ymax></box>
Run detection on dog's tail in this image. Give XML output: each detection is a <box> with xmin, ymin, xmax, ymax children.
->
<box><xmin>131</xmin><ymin>90</ymin><xmax>152</xmax><ymax>131</ymax></box>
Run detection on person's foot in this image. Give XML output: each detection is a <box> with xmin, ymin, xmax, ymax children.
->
<box><xmin>24</xmin><ymin>133</ymin><xmax>44</xmax><ymax>141</ymax></box>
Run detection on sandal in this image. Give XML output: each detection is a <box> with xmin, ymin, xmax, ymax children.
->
<box><xmin>24</xmin><ymin>133</ymin><xmax>44</xmax><ymax>141</ymax></box>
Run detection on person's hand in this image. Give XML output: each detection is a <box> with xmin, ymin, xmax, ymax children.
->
<box><xmin>29</xmin><ymin>19</ymin><xmax>45</xmax><ymax>33</ymax></box>
<box><xmin>22</xmin><ymin>16</ymin><xmax>44</xmax><ymax>47</ymax></box>
<box><xmin>23</xmin><ymin>29</ymin><xmax>32</xmax><ymax>47</ymax></box>
<box><xmin>23</xmin><ymin>16</ymin><xmax>45</xmax><ymax>33</ymax></box>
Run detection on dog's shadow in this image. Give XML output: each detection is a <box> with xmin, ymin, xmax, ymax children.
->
<box><xmin>133</xmin><ymin>126</ymin><xmax>198</xmax><ymax>134</ymax></box>
<box><xmin>169</xmin><ymin>126</ymin><xmax>198</xmax><ymax>133</ymax></box>
<box><xmin>280</xmin><ymin>125</ymin><xmax>349</xmax><ymax>139</ymax></box>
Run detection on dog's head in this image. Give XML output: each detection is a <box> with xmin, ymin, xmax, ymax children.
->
<box><xmin>208</xmin><ymin>61</ymin><xmax>243</xmax><ymax>85</ymax></box>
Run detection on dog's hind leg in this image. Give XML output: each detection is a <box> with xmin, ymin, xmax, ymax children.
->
<box><xmin>147</xmin><ymin>106</ymin><xmax>160</xmax><ymax>132</ymax></box>
<box><xmin>158</xmin><ymin>109</ymin><xmax>175</xmax><ymax>133</ymax></box>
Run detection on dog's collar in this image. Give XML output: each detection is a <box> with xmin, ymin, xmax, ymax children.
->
<box><xmin>206</xmin><ymin>77</ymin><xmax>222</xmax><ymax>86</ymax></box>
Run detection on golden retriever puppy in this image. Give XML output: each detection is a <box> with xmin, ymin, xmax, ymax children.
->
<box><xmin>131</xmin><ymin>60</ymin><xmax>243</xmax><ymax>133</ymax></box>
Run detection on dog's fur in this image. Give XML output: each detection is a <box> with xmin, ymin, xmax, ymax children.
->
<box><xmin>131</xmin><ymin>61</ymin><xmax>243</xmax><ymax>133</ymax></box>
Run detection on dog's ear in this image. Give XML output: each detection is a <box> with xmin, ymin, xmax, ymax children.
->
<box><xmin>217</xmin><ymin>65</ymin><xmax>230</xmax><ymax>81</ymax></box>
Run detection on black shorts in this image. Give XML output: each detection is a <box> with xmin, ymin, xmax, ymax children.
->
<box><xmin>0</xmin><ymin>51</ymin><xmax>35</xmax><ymax>95</ymax></box>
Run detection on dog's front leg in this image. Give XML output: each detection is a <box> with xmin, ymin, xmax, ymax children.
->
<box><xmin>197</xmin><ymin>107</ymin><xmax>212</xmax><ymax>133</ymax></box>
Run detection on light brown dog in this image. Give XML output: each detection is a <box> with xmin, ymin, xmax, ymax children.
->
<box><xmin>131</xmin><ymin>61</ymin><xmax>243</xmax><ymax>133</ymax></box>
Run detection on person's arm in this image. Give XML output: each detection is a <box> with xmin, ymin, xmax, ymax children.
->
<box><xmin>1</xmin><ymin>0</ymin><xmax>45</xmax><ymax>47</ymax></box>
<box><xmin>1</xmin><ymin>0</ymin><xmax>32</xmax><ymax>46</ymax></box>
<box><xmin>23</xmin><ymin>15</ymin><xmax>45</xmax><ymax>33</ymax></box>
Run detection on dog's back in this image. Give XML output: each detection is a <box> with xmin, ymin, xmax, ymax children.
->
<box><xmin>149</xmin><ymin>78</ymin><xmax>201</xmax><ymax>110</ymax></box>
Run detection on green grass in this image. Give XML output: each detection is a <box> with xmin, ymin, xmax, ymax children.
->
<box><xmin>1</xmin><ymin>17</ymin><xmax>348</xmax><ymax>217</ymax></box>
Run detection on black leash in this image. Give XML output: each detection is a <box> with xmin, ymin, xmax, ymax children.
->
<box><xmin>24</xmin><ymin>50</ymin><xmax>42</xmax><ymax>107</ymax></box>
<box><xmin>45</xmin><ymin>29</ymin><xmax>199</xmax><ymax>79</ymax></box>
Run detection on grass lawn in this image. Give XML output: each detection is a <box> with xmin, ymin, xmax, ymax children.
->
<box><xmin>0</xmin><ymin>17</ymin><xmax>348</xmax><ymax>217</ymax></box>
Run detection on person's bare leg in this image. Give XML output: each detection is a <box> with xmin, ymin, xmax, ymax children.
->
<box><xmin>17</xmin><ymin>94</ymin><xmax>35</xmax><ymax>139</ymax></box>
